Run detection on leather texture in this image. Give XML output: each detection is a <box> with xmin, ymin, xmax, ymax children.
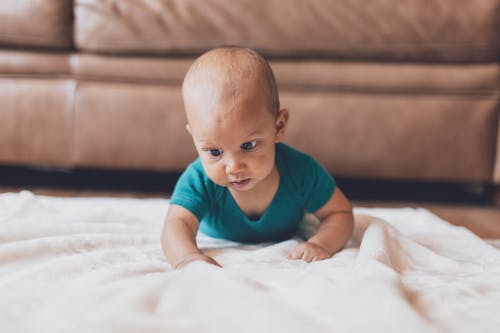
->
<box><xmin>3</xmin><ymin>51</ymin><xmax>496</xmax><ymax>96</ymax></box>
<box><xmin>283</xmin><ymin>92</ymin><xmax>498</xmax><ymax>182</ymax></box>
<box><xmin>73</xmin><ymin>83</ymin><xmax>196</xmax><ymax>170</ymax></box>
<box><xmin>0</xmin><ymin>50</ymin><xmax>72</xmax><ymax>76</ymax></box>
<box><xmin>71</xmin><ymin>54</ymin><xmax>499</xmax><ymax>95</ymax></box>
<box><xmin>73</xmin><ymin>54</ymin><xmax>191</xmax><ymax>84</ymax></box>
<box><xmin>0</xmin><ymin>0</ymin><xmax>73</xmax><ymax>49</ymax></box>
<box><xmin>74</xmin><ymin>0</ymin><xmax>499</xmax><ymax>62</ymax></box>
<box><xmin>0</xmin><ymin>79</ymin><xmax>74</xmax><ymax>165</ymax></box>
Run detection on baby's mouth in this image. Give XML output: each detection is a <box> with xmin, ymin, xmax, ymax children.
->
<box><xmin>229</xmin><ymin>178</ymin><xmax>251</xmax><ymax>188</ymax></box>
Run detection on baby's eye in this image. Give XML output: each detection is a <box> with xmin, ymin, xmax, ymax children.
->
<box><xmin>241</xmin><ymin>141</ymin><xmax>257</xmax><ymax>151</ymax></box>
<box><xmin>209</xmin><ymin>149</ymin><xmax>223</xmax><ymax>157</ymax></box>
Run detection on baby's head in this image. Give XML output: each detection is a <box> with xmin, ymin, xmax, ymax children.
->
<box><xmin>182</xmin><ymin>47</ymin><xmax>288</xmax><ymax>191</ymax></box>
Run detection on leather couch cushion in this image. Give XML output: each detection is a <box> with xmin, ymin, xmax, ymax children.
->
<box><xmin>70</xmin><ymin>78</ymin><xmax>497</xmax><ymax>182</ymax></box>
<box><xmin>0</xmin><ymin>0</ymin><xmax>73</xmax><ymax>49</ymax></box>
<box><xmin>0</xmin><ymin>50</ymin><xmax>72</xmax><ymax>76</ymax></box>
<box><xmin>284</xmin><ymin>93</ymin><xmax>498</xmax><ymax>182</ymax></box>
<box><xmin>0</xmin><ymin>79</ymin><xmax>74</xmax><ymax>166</ymax></box>
<box><xmin>73</xmin><ymin>83</ymin><xmax>196</xmax><ymax>170</ymax></box>
<box><xmin>2</xmin><ymin>51</ymin><xmax>497</xmax><ymax>96</ymax></box>
<box><xmin>70</xmin><ymin>54</ymin><xmax>499</xmax><ymax>95</ymax></box>
<box><xmin>75</xmin><ymin>0</ymin><xmax>499</xmax><ymax>62</ymax></box>
<box><xmin>73</xmin><ymin>54</ymin><xmax>192</xmax><ymax>84</ymax></box>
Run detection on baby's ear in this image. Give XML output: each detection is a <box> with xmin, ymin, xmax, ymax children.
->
<box><xmin>185</xmin><ymin>124</ymin><xmax>192</xmax><ymax>135</ymax></box>
<box><xmin>275</xmin><ymin>109</ymin><xmax>289</xmax><ymax>142</ymax></box>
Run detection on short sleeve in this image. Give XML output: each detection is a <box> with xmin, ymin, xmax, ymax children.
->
<box><xmin>300</xmin><ymin>155</ymin><xmax>336</xmax><ymax>213</ymax></box>
<box><xmin>169</xmin><ymin>159</ymin><xmax>212</xmax><ymax>222</ymax></box>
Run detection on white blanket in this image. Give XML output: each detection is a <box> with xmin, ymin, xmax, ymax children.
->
<box><xmin>1</xmin><ymin>191</ymin><xmax>499</xmax><ymax>333</ymax></box>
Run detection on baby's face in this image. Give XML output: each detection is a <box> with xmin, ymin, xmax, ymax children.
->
<box><xmin>186</xmin><ymin>85</ymin><xmax>286</xmax><ymax>192</ymax></box>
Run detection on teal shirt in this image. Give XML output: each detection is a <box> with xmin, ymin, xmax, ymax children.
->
<box><xmin>170</xmin><ymin>143</ymin><xmax>336</xmax><ymax>243</ymax></box>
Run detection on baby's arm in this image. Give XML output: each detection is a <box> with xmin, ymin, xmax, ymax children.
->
<box><xmin>288</xmin><ymin>187</ymin><xmax>354</xmax><ymax>262</ymax></box>
<box><xmin>161</xmin><ymin>204</ymin><xmax>221</xmax><ymax>269</ymax></box>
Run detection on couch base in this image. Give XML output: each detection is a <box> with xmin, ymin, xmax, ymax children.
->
<box><xmin>0</xmin><ymin>185</ymin><xmax>498</xmax><ymax>238</ymax></box>
<box><xmin>1</xmin><ymin>162</ymin><xmax>499</xmax><ymax>236</ymax></box>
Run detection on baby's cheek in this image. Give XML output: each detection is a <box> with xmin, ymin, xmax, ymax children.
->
<box><xmin>204</xmin><ymin>164</ymin><xmax>227</xmax><ymax>185</ymax></box>
<box><xmin>256</xmin><ymin>153</ymin><xmax>275</xmax><ymax>174</ymax></box>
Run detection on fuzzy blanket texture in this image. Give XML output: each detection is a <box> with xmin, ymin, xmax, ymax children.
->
<box><xmin>1</xmin><ymin>191</ymin><xmax>500</xmax><ymax>333</ymax></box>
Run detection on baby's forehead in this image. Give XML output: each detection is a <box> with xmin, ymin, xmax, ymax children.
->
<box><xmin>184</xmin><ymin>59</ymin><xmax>265</xmax><ymax>106</ymax></box>
<box><xmin>186</xmin><ymin>83</ymin><xmax>264</xmax><ymax>124</ymax></box>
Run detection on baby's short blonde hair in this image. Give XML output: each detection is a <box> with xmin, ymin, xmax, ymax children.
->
<box><xmin>182</xmin><ymin>47</ymin><xmax>280</xmax><ymax>116</ymax></box>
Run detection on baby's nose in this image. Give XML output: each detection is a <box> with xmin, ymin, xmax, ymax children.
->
<box><xmin>225</xmin><ymin>155</ymin><xmax>245</xmax><ymax>174</ymax></box>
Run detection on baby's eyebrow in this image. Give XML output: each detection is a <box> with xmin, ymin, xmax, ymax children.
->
<box><xmin>196</xmin><ymin>139</ymin><xmax>216</xmax><ymax>147</ymax></box>
<box><xmin>194</xmin><ymin>135</ymin><xmax>212</xmax><ymax>143</ymax></box>
<box><xmin>244</xmin><ymin>130</ymin><xmax>263</xmax><ymax>139</ymax></box>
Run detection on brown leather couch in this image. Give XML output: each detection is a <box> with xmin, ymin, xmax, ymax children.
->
<box><xmin>1</xmin><ymin>1</ymin><xmax>499</xmax><ymax>194</ymax></box>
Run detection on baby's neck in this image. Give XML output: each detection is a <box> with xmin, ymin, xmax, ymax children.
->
<box><xmin>229</xmin><ymin>165</ymin><xmax>280</xmax><ymax>220</ymax></box>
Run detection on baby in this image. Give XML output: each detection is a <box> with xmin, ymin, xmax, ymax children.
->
<box><xmin>161</xmin><ymin>47</ymin><xmax>353</xmax><ymax>269</ymax></box>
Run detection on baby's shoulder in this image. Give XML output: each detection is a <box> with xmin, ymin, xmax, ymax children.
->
<box><xmin>278</xmin><ymin>142</ymin><xmax>333</xmax><ymax>184</ymax></box>
<box><xmin>277</xmin><ymin>143</ymin><xmax>318</xmax><ymax>173</ymax></box>
<box><xmin>277</xmin><ymin>143</ymin><xmax>319</xmax><ymax>190</ymax></box>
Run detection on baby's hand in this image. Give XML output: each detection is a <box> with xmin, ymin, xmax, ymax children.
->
<box><xmin>173</xmin><ymin>253</ymin><xmax>222</xmax><ymax>270</ymax></box>
<box><xmin>288</xmin><ymin>241</ymin><xmax>332</xmax><ymax>262</ymax></box>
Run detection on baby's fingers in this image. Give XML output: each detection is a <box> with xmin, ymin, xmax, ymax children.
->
<box><xmin>174</xmin><ymin>254</ymin><xmax>221</xmax><ymax>269</ymax></box>
<box><xmin>302</xmin><ymin>251</ymin><xmax>318</xmax><ymax>263</ymax></box>
<box><xmin>287</xmin><ymin>245</ymin><xmax>306</xmax><ymax>260</ymax></box>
